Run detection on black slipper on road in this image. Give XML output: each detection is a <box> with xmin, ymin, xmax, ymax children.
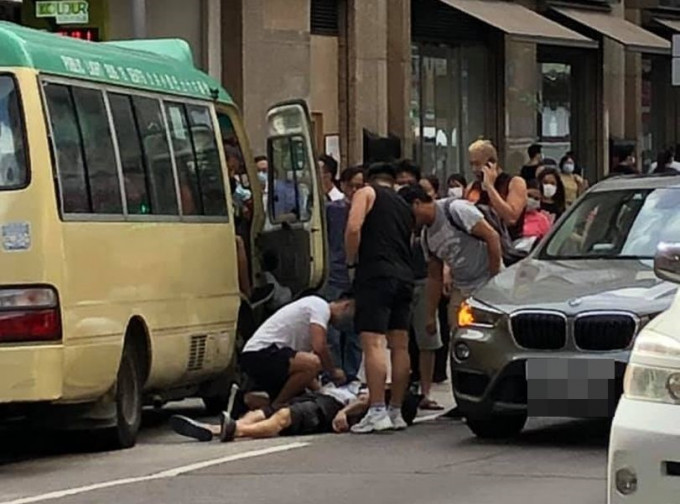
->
<box><xmin>169</xmin><ymin>415</ymin><xmax>214</xmax><ymax>442</ymax></box>
<box><xmin>219</xmin><ymin>412</ymin><xmax>237</xmax><ymax>443</ymax></box>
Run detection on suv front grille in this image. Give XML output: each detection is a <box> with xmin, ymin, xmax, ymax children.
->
<box><xmin>511</xmin><ymin>312</ymin><xmax>566</xmax><ymax>350</ymax></box>
<box><xmin>574</xmin><ymin>314</ymin><xmax>636</xmax><ymax>351</ymax></box>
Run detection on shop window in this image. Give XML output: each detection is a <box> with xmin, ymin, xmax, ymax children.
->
<box><xmin>538</xmin><ymin>63</ymin><xmax>572</xmax><ymax>162</ymax></box>
<box><xmin>132</xmin><ymin>96</ymin><xmax>179</xmax><ymax>215</ymax></box>
<box><xmin>108</xmin><ymin>93</ymin><xmax>152</xmax><ymax>215</ymax></box>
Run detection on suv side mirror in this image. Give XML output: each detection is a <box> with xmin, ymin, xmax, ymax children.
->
<box><xmin>654</xmin><ymin>242</ymin><xmax>680</xmax><ymax>283</ymax></box>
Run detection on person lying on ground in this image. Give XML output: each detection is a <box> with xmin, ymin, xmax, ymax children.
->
<box><xmin>240</xmin><ymin>294</ymin><xmax>355</xmax><ymax>409</ymax></box>
<box><xmin>170</xmin><ymin>383</ymin><xmax>423</xmax><ymax>442</ymax></box>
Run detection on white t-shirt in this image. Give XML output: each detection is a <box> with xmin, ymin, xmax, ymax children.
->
<box><xmin>328</xmin><ymin>186</ymin><xmax>345</xmax><ymax>202</ymax></box>
<box><xmin>243</xmin><ymin>296</ymin><xmax>330</xmax><ymax>353</ymax></box>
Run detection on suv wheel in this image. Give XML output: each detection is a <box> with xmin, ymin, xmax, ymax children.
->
<box><xmin>465</xmin><ymin>413</ymin><xmax>527</xmax><ymax>439</ymax></box>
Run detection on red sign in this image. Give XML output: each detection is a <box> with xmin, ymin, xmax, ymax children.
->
<box><xmin>57</xmin><ymin>28</ymin><xmax>99</xmax><ymax>41</ymax></box>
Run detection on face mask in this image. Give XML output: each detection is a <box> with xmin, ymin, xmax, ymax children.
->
<box><xmin>562</xmin><ymin>162</ymin><xmax>575</xmax><ymax>174</ymax></box>
<box><xmin>257</xmin><ymin>172</ymin><xmax>267</xmax><ymax>186</ymax></box>
<box><xmin>448</xmin><ymin>187</ymin><xmax>463</xmax><ymax>199</ymax></box>
<box><xmin>543</xmin><ymin>183</ymin><xmax>557</xmax><ymax>199</ymax></box>
<box><xmin>527</xmin><ymin>197</ymin><xmax>541</xmax><ymax>211</ymax></box>
<box><xmin>394</xmin><ymin>184</ymin><xmax>404</xmax><ymax>192</ymax></box>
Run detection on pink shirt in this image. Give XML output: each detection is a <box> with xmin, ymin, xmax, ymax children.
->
<box><xmin>523</xmin><ymin>210</ymin><xmax>552</xmax><ymax>239</ymax></box>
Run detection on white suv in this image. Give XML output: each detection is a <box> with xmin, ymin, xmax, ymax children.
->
<box><xmin>608</xmin><ymin>242</ymin><xmax>680</xmax><ymax>503</ymax></box>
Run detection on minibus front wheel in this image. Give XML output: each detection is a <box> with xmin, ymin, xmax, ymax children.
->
<box><xmin>101</xmin><ymin>339</ymin><xmax>143</xmax><ymax>449</ymax></box>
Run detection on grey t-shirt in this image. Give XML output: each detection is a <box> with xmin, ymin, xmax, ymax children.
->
<box><xmin>423</xmin><ymin>199</ymin><xmax>491</xmax><ymax>292</ymax></box>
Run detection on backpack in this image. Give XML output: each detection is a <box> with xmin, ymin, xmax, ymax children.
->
<box><xmin>442</xmin><ymin>200</ymin><xmax>527</xmax><ymax>267</ymax></box>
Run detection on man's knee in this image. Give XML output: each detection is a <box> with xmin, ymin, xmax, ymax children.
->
<box><xmin>292</xmin><ymin>352</ymin><xmax>322</xmax><ymax>374</ymax></box>
<box><xmin>272</xmin><ymin>408</ymin><xmax>292</xmax><ymax>431</ymax></box>
<box><xmin>361</xmin><ymin>333</ymin><xmax>385</xmax><ymax>352</ymax></box>
<box><xmin>387</xmin><ymin>331</ymin><xmax>409</xmax><ymax>351</ymax></box>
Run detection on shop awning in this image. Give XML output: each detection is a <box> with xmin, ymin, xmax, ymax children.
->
<box><xmin>654</xmin><ymin>18</ymin><xmax>680</xmax><ymax>34</ymax></box>
<box><xmin>438</xmin><ymin>0</ymin><xmax>596</xmax><ymax>48</ymax></box>
<box><xmin>552</xmin><ymin>7</ymin><xmax>670</xmax><ymax>54</ymax></box>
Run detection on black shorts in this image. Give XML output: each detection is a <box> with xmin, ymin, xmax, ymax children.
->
<box><xmin>240</xmin><ymin>344</ymin><xmax>297</xmax><ymax>400</ymax></box>
<box><xmin>354</xmin><ymin>277</ymin><xmax>414</xmax><ymax>334</ymax></box>
<box><xmin>275</xmin><ymin>393</ymin><xmax>343</xmax><ymax>436</ymax></box>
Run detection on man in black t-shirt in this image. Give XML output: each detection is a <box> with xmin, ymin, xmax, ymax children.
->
<box><xmin>520</xmin><ymin>143</ymin><xmax>542</xmax><ymax>183</ymax></box>
<box><xmin>345</xmin><ymin>162</ymin><xmax>415</xmax><ymax>434</ymax></box>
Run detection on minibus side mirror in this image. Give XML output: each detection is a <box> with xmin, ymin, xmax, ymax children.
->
<box><xmin>654</xmin><ymin>242</ymin><xmax>680</xmax><ymax>283</ymax></box>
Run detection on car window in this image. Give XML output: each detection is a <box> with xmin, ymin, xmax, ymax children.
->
<box><xmin>542</xmin><ymin>188</ymin><xmax>680</xmax><ymax>260</ymax></box>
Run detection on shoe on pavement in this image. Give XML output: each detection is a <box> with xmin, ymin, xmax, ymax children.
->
<box><xmin>169</xmin><ymin>415</ymin><xmax>213</xmax><ymax>442</ymax></box>
<box><xmin>219</xmin><ymin>411</ymin><xmax>237</xmax><ymax>443</ymax></box>
<box><xmin>388</xmin><ymin>408</ymin><xmax>408</xmax><ymax>431</ymax></box>
<box><xmin>351</xmin><ymin>408</ymin><xmax>393</xmax><ymax>434</ymax></box>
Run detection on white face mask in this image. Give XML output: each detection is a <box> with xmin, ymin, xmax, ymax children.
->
<box><xmin>448</xmin><ymin>187</ymin><xmax>463</xmax><ymax>199</ymax></box>
<box><xmin>543</xmin><ymin>183</ymin><xmax>557</xmax><ymax>199</ymax></box>
<box><xmin>527</xmin><ymin>197</ymin><xmax>541</xmax><ymax>211</ymax></box>
<box><xmin>562</xmin><ymin>162</ymin><xmax>575</xmax><ymax>174</ymax></box>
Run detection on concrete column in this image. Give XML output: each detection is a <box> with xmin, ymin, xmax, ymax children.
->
<box><xmin>624</xmin><ymin>8</ymin><xmax>642</xmax><ymax>170</ymax></box>
<box><xmin>346</xmin><ymin>0</ymin><xmax>389</xmax><ymax>165</ymax></box>
<box><xmin>131</xmin><ymin>0</ymin><xmax>146</xmax><ymax>38</ymax></box>
<box><xmin>503</xmin><ymin>38</ymin><xmax>538</xmax><ymax>173</ymax></box>
<box><xmin>240</xmin><ymin>0</ymin><xmax>311</xmax><ymax>154</ymax></box>
<box><xmin>206</xmin><ymin>0</ymin><xmax>221</xmax><ymax>80</ymax></box>
<box><xmin>602</xmin><ymin>37</ymin><xmax>625</xmax><ymax>172</ymax></box>
<box><xmin>221</xmin><ymin>0</ymin><xmax>243</xmax><ymax>108</ymax></box>
<box><xmin>387</xmin><ymin>0</ymin><xmax>411</xmax><ymax>159</ymax></box>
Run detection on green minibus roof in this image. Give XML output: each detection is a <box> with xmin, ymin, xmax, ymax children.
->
<box><xmin>0</xmin><ymin>21</ymin><xmax>233</xmax><ymax>103</ymax></box>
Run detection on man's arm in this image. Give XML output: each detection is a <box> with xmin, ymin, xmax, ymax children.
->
<box><xmin>344</xmin><ymin>186</ymin><xmax>375</xmax><ymax>265</ymax></box>
<box><xmin>483</xmin><ymin>172</ymin><xmax>527</xmax><ymax>226</ymax></box>
<box><xmin>332</xmin><ymin>395</ymin><xmax>370</xmax><ymax>433</ymax></box>
<box><xmin>310</xmin><ymin>323</ymin><xmax>345</xmax><ymax>384</ymax></box>
<box><xmin>470</xmin><ymin>219</ymin><xmax>502</xmax><ymax>276</ymax></box>
<box><xmin>425</xmin><ymin>257</ymin><xmax>444</xmax><ymax>334</ymax></box>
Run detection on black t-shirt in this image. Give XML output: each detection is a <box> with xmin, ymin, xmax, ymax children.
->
<box><xmin>356</xmin><ymin>185</ymin><xmax>415</xmax><ymax>284</ymax></box>
<box><xmin>520</xmin><ymin>164</ymin><xmax>539</xmax><ymax>182</ymax></box>
<box><xmin>541</xmin><ymin>201</ymin><xmax>562</xmax><ymax>221</ymax></box>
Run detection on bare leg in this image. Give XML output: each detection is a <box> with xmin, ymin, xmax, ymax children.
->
<box><xmin>272</xmin><ymin>352</ymin><xmax>321</xmax><ymax>408</ymax></box>
<box><xmin>361</xmin><ymin>332</ymin><xmax>387</xmax><ymax>406</ymax></box>
<box><xmin>236</xmin><ymin>409</ymin><xmax>292</xmax><ymax>439</ymax></box>
<box><xmin>238</xmin><ymin>410</ymin><xmax>266</xmax><ymax>425</ymax></box>
<box><xmin>419</xmin><ymin>349</ymin><xmax>436</xmax><ymax>399</ymax></box>
<box><xmin>387</xmin><ymin>330</ymin><xmax>410</xmax><ymax>408</ymax></box>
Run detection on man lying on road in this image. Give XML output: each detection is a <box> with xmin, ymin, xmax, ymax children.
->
<box><xmin>170</xmin><ymin>383</ymin><xmax>421</xmax><ymax>442</ymax></box>
<box><xmin>240</xmin><ymin>294</ymin><xmax>354</xmax><ymax>409</ymax></box>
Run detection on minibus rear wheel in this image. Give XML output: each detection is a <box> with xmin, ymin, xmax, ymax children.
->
<box><xmin>102</xmin><ymin>341</ymin><xmax>143</xmax><ymax>449</ymax></box>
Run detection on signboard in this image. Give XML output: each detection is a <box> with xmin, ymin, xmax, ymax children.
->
<box><xmin>57</xmin><ymin>28</ymin><xmax>99</xmax><ymax>41</ymax></box>
<box><xmin>36</xmin><ymin>1</ymin><xmax>89</xmax><ymax>24</ymax></box>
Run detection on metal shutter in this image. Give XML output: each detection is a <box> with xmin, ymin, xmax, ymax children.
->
<box><xmin>311</xmin><ymin>0</ymin><xmax>339</xmax><ymax>35</ymax></box>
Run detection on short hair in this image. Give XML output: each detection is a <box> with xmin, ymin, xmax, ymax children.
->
<box><xmin>528</xmin><ymin>143</ymin><xmax>542</xmax><ymax>159</ymax></box>
<box><xmin>319</xmin><ymin>154</ymin><xmax>339</xmax><ymax>178</ymax></box>
<box><xmin>424</xmin><ymin>174</ymin><xmax>440</xmax><ymax>194</ymax></box>
<box><xmin>367</xmin><ymin>162</ymin><xmax>396</xmax><ymax>182</ymax></box>
<box><xmin>254</xmin><ymin>155</ymin><xmax>268</xmax><ymax>163</ymax></box>
<box><xmin>398</xmin><ymin>183</ymin><xmax>433</xmax><ymax>204</ymax></box>
<box><xmin>447</xmin><ymin>173</ymin><xmax>467</xmax><ymax>187</ymax></box>
<box><xmin>395</xmin><ymin>159</ymin><xmax>421</xmax><ymax>181</ymax></box>
<box><xmin>468</xmin><ymin>139</ymin><xmax>498</xmax><ymax>163</ymax></box>
<box><xmin>340</xmin><ymin>165</ymin><xmax>364</xmax><ymax>183</ymax></box>
<box><xmin>542</xmin><ymin>157</ymin><xmax>557</xmax><ymax>167</ymax></box>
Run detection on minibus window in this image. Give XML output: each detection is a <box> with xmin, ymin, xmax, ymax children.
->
<box><xmin>165</xmin><ymin>102</ymin><xmax>202</xmax><ymax>216</ymax></box>
<box><xmin>0</xmin><ymin>76</ymin><xmax>26</xmax><ymax>190</ymax></box>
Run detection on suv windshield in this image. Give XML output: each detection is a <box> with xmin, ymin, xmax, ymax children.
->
<box><xmin>541</xmin><ymin>186</ymin><xmax>680</xmax><ymax>260</ymax></box>
<box><xmin>0</xmin><ymin>76</ymin><xmax>26</xmax><ymax>189</ymax></box>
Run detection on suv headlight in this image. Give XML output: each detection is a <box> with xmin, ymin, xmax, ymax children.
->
<box><xmin>458</xmin><ymin>298</ymin><xmax>503</xmax><ymax>329</ymax></box>
<box><xmin>624</xmin><ymin>332</ymin><xmax>680</xmax><ymax>404</ymax></box>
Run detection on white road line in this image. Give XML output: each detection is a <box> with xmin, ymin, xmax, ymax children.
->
<box><xmin>1</xmin><ymin>442</ymin><xmax>309</xmax><ymax>504</ymax></box>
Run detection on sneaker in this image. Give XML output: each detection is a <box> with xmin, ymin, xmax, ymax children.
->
<box><xmin>350</xmin><ymin>408</ymin><xmax>393</xmax><ymax>434</ymax></box>
<box><xmin>388</xmin><ymin>408</ymin><xmax>408</xmax><ymax>431</ymax></box>
<box><xmin>219</xmin><ymin>412</ymin><xmax>237</xmax><ymax>443</ymax></box>
<box><xmin>169</xmin><ymin>415</ymin><xmax>213</xmax><ymax>442</ymax></box>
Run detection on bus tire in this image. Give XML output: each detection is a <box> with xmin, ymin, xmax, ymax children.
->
<box><xmin>102</xmin><ymin>341</ymin><xmax>143</xmax><ymax>449</ymax></box>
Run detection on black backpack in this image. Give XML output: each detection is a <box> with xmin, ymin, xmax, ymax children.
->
<box><xmin>442</xmin><ymin>200</ymin><xmax>527</xmax><ymax>267</ymax></box>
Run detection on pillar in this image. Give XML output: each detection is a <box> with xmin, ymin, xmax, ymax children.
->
<box><xmin>624</xmin><ymin>8</ymin><xmax>642</xmax><ymax>170</ymax></box>
<box><xmin>387</xmin><ymin>0</ymin><xmax>412</xmax><ymax>159</ymax></box>
<box><xmin>206</xmin><ymin>0</ymin><xmax>221</xmax><ymax>81</ymax></box>
<box><xmin>131</xmin><ymin>0</ymin><xmax>146</xmax><ymax>38</ymax></box>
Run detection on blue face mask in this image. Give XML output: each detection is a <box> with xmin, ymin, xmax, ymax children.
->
<box><xmin>257</xmin><ymin>172</ymin><xmax>267</xmax><ymax>186</ymax></box>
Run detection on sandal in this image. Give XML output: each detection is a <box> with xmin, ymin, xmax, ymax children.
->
<box><xmin>419</xmin><ymin>398</ymin><xmax>445</xmax><ymax>411</ymax></box>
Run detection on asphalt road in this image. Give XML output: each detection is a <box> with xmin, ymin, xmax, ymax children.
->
<box><xmin>0</xmin><ymin>389</ymin><xmax>610</xmax><ymax>504</ymax></box>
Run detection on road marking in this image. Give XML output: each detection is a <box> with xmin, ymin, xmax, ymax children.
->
<box><xmin>0</xmin><ymin>442</ymin><xmax>309</xmax><ymax>504</ymax></box>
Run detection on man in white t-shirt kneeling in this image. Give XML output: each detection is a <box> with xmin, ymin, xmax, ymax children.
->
<box><xmin>240</xmin><ymin>295</ymin><xmax>354</xmax><ymax>408</ymax></box>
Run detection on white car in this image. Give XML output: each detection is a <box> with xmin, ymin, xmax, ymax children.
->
<box><xmin>608</xmin><ymin>242</ymin><xmax>680</xmax><ymax>503</ymax></box>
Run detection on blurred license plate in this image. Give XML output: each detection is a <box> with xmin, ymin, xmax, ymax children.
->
<box><xmin>525</xmin><ymin>358</ymin><xmax>617</xmax><ymax>417</ymax></box>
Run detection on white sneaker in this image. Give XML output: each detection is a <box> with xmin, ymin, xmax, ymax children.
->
<box><xmin>351</xmin><ymin>408</ymin><xmax>393</xmax><ymax>434</ymax></box>
<box><xmin>388</xmin><ymin>408</ymin><xmax>408</xmax><ymax>431</ymax></box>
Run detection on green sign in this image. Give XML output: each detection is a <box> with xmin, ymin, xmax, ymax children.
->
<box><xmin>36</xmin><ymin>1</ymin><xmax>89</xmax><ymax>24</ymax></box>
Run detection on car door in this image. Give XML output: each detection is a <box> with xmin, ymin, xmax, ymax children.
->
<box><xmin>257</xmin><ymin>100</ymin><xmax>327</xmax><ymax>297</ymax></box>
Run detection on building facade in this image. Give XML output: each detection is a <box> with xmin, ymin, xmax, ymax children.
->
<box><xmin>16</xmin><ymin>0</ymin><xmax>680</xmax><ymax>181</ymax></box>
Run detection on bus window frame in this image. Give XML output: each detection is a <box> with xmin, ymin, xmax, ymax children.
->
<box><xmin>0</xmin><ymin>73</ymin><xmax>31</xmax><ymax>192</ymax></box>
<box><xmin>38</xmin><ymin>74</ymin><xmax>230</xmax><ymax>224</ymax></box>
